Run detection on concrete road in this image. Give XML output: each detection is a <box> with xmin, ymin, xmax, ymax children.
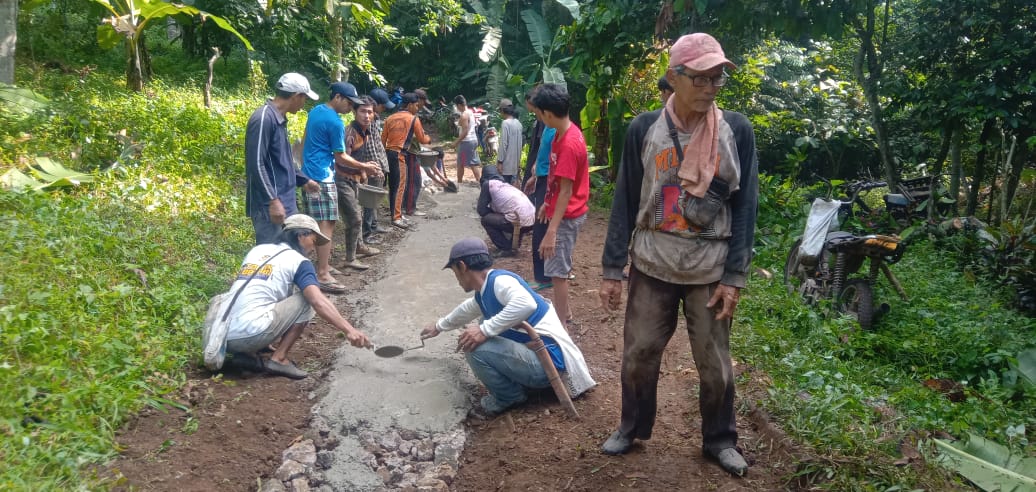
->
<box><xmin>314</xmin><ymin>184</ymin><xmax>484</xmax><ymax>490</ymax></box>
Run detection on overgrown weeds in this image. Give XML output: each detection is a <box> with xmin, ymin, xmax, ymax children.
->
<box><xmin>1</xmin><ymin>66</ymin><xmax>256</xmax><ymax>489</ymax></box>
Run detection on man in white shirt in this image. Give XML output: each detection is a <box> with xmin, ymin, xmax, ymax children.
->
<box><xmin>420</xmin><ymin>238</ymin><xmax>595</xmax><ymax>415</ymax></box>
<box><xmin>477</xmin><ymin>165</ymin><xmax>535</xmax><ymax>256</ymax></box>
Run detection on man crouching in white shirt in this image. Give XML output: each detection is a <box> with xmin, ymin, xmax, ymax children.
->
<box><xmin>420</xmin><ymin>237</ymin><xmax>596</xmax><ymax>415</ymax></box>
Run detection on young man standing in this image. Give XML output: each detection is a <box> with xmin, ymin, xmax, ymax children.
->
<box><xmin>302</xmin><ymin>82</ymin><xmax>382</xmax><ymax>277</ymax></box>
<box><xmin>245</xmin><ymin>72</ymin><xmax>321</xmax><ymax>245</ymax></box>
<box><xmin>362</xmin><ymin>88</ymin><xmax>396</xmax><ymax>243</ymax></box>
<box><xmin>420</xmin><ymin>237</ymin><xmax>595</xmax><ymax>415</ymax></box>
<box><xmin>522</xmin><ymin>89</ymin><xmax>557</xmax><ymax>290</ymax></box>
<box><xmin>381</xmin><ymin>93</ymin><xmax>430</xmax><ymax>229</ymax></box>
<box><xmin>452</xmin><ymin>95</ymin><xmax>482</xmax><ymax>185</ymax></box>
<box><xmin>597</xmin><ymin>33</ymin><xmax>759</xmax><ymax>477</ymax></box>
<box><xmin>531</xmin><ymin>84</ymin><xmax>590</xmax><ymax>329</ymax></box>
<box><xmin>495</xmin><ymin>99</ymin><xmax>523</xmax><ymax>184</ymax></box>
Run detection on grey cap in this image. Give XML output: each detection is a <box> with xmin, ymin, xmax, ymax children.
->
<box><xmin>369</xmin><ymin>88</ymin><xmax>396</xmax><ymax>110</ymax></box>
<box><xmin>443</xmin><ymin>237</ymin><xmax>489</xmax><ymax>269</ymax></box>
<box><xmin>283</xmin><ymin>214</ymin><xmax>331</xmax><ymax>246</ymax></box>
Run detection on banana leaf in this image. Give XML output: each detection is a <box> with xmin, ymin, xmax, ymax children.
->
<box><xmin>930</xmin><ymin>433</ymin><xmax>1036</xmax><ymax>492</ymax></box>
<box><xmin>1</xmin><ymin>157</ymin><xmax>94</xmax><ymax>192</ymax></box>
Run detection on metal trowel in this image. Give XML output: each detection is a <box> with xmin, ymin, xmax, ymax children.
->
<box><xmin>373</xmin><ymin>338</ymin><xmax>426</xmax><ymax>358</ymax></box>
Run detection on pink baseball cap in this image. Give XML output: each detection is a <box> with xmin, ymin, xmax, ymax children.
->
<box><xmin>669</xmin><ymin>33</ymin><xmax>737</xmax><ymax>72</ymax></box>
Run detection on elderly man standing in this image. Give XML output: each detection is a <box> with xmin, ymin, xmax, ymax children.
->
<box><xmin>597</xmin><ymin>33</ymin><xmax>759</xmax><ymax>477</ymax></box>
<box><xmin>245</xmin><ymin>73</ymin><xmax>321</xmax><ymax>244</ymax></box>
<box><xmin>477</xmin><ymin>165</ymin><xmax>535</xmax><ymax>256</ymax></box>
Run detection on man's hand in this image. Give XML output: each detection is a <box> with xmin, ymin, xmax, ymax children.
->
<box><xmin>346</xmin><ymin>328</ymin><xmax>372</xmax><ymax>348</ymax></box>
<box><xmin>523</xmin><ymin>176</ymin><xmax>536</xmax><ymax>195</ymax></box>
<box><xmin>269</xmin><ymin>199</ymin><xmax>286</xmax><ymax>225</ymax></box>
<box><xmin>456</xmin><ymin>325</ymin><xmax>487</xmax><ymax>353</ymax></box>
<box><xmin>420</xmin><ymin>324</ymin><xmax>441</xmax><ymax>340</ymax></box>
<box><xmin>706</xmin><ymin>284</ymin><xmax>741</xmax><ymax>320</ymax></box>
<box><xmin>303</xmin><ymin>180</ymin><xmax>320</xmax><ymax>193</ymax></box>
<box><xmin>539</xmin><ymin>229</ymin><xmax>557</xmax><ymax>259</ymax></box>
<box><xmin>365</xmin><ymin>161</ymin><xmax>383</xmax><ymax>177</ymax></box>
<box><xmin>600</xmin><ymin>279</ymin><xmax>623</xmax><ymax>311</ymax></box>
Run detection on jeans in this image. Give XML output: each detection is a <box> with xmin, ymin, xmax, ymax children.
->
<box><xmin>465</xmin><ymin>336</ymin><xmax>551</xmax><ymax>406</ymax></box>
<box><xmin>530</xmin><ymin>176</ymin><xmax>549</xmax><ymax>282</ymax></box>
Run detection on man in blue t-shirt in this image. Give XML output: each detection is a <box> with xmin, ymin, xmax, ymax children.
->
<box><xmin>301</xmin><ymin>82</ymin><xmax>383</xmax><ymax>292</ymax></box>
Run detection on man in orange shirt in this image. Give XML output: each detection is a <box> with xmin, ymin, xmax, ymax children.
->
<box><xmin>381</xmin><ymin>93</ymin><xmax>431</xmax><ymax>229</ymax></box>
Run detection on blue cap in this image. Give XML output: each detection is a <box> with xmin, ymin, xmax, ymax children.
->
<box><xmin>443</xmin><ymin>237</ymin><xmax>490</xmax><ymax>269</ymax></box>
<box><xmin>369</xmin><ymin>88</ymin><xmax>396</xmax><ymax>110</ymax></box>
<box><xmin>329</xmin><ymin>82</ymin><xmax>364</xmax><ymax>105</ymax></box>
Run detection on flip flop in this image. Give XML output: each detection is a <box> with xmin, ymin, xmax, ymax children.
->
<box><xmin>318</xmin><ymin>280</ymin><xmax>347</xmax><ymax>294</ymax></box>
<box><xmin>329</xmin><ymin>267</ymin><xmax>344</xmax><ymax>276</ymax></box>
<box><xmin>530</xmin><ymin>281</ymin><xmax>553</xmax><ymax>292</ymax></box>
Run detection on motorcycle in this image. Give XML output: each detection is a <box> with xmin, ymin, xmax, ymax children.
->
<box><xmin>784</xmin><ymin>179</ymin><xmax>910</xmax><ymax>329</ymax></box>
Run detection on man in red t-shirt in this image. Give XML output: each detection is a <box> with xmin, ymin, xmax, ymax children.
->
<box><xmin>531</xmin><ymin>84</ymin><xmax>590</xmax><ymax>329</ymax></box>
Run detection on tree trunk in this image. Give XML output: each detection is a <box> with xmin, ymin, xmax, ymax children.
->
<box><xmin>125</xmin><ymin>32</ymin><xmax>152</xmax><ymax>92</ymax></box>
<box><xmin>949</xmin><ymin>130</ymin><xmax>962</xmax><ymax>215</ymax></box>
<box><xmin>965</xmin><ymin>119</ymin><xmax>995</xmax><ymax>217</ymax></box>
<box><xmin>594</xmin><ymin>95</ymin><xmax>609</xmax><ymax>174</ymax></box>
<box><xmin>330</xmin><ymin>16</ymin><xmax>344</xmax><ymax>82</ymax></box>
<box><xmin>204</xmin><ymin>47</ymin><xmax>221</xmax><ymax>108</ymax></box>
<box><xmin>0</xmin><ymin>0</ymin><xmax>16</xmax><ymax>85</ymax></box>
<box><xmin>853</xmin><ymin>7</ymin><xmax>896</xmax><ymax>190</ymax></box>
<box><xmin>1003</xmin><ymin>129</ymin><xmax>1033</xmax><ymax>221</ymax></box>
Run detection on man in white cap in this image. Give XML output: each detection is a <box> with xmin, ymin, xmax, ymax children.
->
<box><xmin>245</xmin><ymin>72</ymin><xmax>322</xmax><ymax>245</ymax></box>
<box><xmin>420</xmin><ymin>237</ymin><xmax>595</xmax><ymax>415</ymax></box>
<box><xmin>598</xmin><ymin>33</ymin><xmax>759</xmax><ymax>477</ymax></box>
<box><xmin>218</xmin><ymin>214</ymin><xmax>373</xmax><ymax>379</ymax></box>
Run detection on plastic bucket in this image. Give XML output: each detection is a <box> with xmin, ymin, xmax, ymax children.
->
<box><xmin>416</xmin><ymin>151</ymin><xmax>439</xmax><ymax>168</ymax></box>
<box><xmin>357</xmin><ymin>184</ymin><xmax>388</xmax><ymax>208</ymax></box>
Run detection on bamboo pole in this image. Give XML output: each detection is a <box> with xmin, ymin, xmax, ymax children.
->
<box><xmin>519</xmin><ymin>321</ymin><xmax>579</xmax><ymax>419</ymax></box>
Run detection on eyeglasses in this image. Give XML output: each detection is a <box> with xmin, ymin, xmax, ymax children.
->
<box><xmin>675</xmin><ymin>69</ymin><xmax>728</xmax><ymax>87</ymax></box>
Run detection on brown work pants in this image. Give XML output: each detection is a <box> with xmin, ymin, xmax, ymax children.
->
<box><xmin>617</xmin><ymin>265</ymin><xmax>738</xmax><ymax>455</ymax></box>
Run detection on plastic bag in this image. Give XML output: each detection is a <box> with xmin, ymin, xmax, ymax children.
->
<box><xmin>799</xmin><ymin>198</ymin><xmax>842</xmax><ymax>262</ymax></box>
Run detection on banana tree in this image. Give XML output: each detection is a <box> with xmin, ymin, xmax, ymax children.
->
<box><xmin>93</xmin><ymin>0</ymin><xmax>252</xmax><ymax>91</ymax></box>
<box><xmin>473</xmin><ymin>0</ymin><xmax>581</xmax><ymax>101</ymax></box>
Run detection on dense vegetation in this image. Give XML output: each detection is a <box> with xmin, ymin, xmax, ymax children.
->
<box><xmin>1</xmin><ymin>0</ymin><xmax>1034</xmax><ymax>490</ymax></box>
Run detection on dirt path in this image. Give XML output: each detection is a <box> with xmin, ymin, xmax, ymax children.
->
<box><xmin>106</xmin><ymin>150</ymin><xmax>797</xmax><ymax>491</ymax></box>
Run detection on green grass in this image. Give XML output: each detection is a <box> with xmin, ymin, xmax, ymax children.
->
<box><xmin>1</xmin><ymin>65</ymin><xmax>257</xmax><ymax>489</ymax></box>
<box><xmin>735</xmin><ymin>227</ymin><xmax>1035</xmax><ymax>489</ymax></box>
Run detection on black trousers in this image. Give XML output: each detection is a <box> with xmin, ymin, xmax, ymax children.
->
<box><xmin>530</xmin><ymin>176</ymin><xmax>549</xmax><ymax>283</ymax></box>
<box><xmin>481</xmin><ymin>213</ymin><xmax>519</xmax><ymax>251</ymax></box>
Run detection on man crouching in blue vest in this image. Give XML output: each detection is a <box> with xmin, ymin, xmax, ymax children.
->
<box><xmin>420</xmin><ymin>237</ymin><xmax>596</xmax><ymax>415</ymax></box>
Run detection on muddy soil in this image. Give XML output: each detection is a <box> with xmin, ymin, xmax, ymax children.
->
<box><xmin>105</xmin><ymin>136</ymin><xmax>800</xmax><ymax>491</ymax></box>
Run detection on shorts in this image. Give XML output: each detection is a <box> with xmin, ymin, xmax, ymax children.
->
<box><xmin>226</xmin><ymin>291</ymin><xmax>314</xmax><ymax>354</ymax></box>
<box><xmin>543</xmin><ymin>213</ymin><xmax>586</xmax><ymax>279</ymax></box>
<box><xmin>457</xmin><ymin>139</ymin><xmax>482</xmax><ymax>167</ymax></box>
<box><xmin>302</xmin><ymin>181</ymin><xmax>339</xmax><ymax>222</ymax></box>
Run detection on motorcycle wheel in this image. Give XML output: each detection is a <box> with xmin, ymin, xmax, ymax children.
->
<box><xmin>837</xmin><ymin>279</ymin><xmax>874</xmax><ymax>330</ymax></box>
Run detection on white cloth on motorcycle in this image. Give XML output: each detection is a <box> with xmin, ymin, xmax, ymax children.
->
<box><xmin>799</xmin><ymin>198</ymin><xmax>843</xmax><ymax>262</ymax></box>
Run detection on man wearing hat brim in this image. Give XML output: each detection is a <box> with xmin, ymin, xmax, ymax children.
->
<box><xmin>213</xmin><ymin>214</ymin><xmax>373</xmax><ymax>380</ymax></box>
<box><xmin>369</xmin><ymin>88</ymin><xmax>396</xmax><ymax>112</ymax></box>
<box><xmin>245</xmin><ymin>72</ymin><xmax>323</xmax><ymax>245</ymax></box>
<box><xmin>597</xmin><ymin>33</ymin><xmax>758</xmax><ymax>477</ymax></box>
<box><xmin>418</xmin><ymin>238</ymin><xmax>595</xmax><ymax>415</ymax></box>
<box><xmin>301</xmin><ymin>82</ymin><xmax>384</xmax><ymax>287</ymax></box>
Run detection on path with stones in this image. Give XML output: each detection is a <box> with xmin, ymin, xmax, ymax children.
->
<box><xmin>260</xmin><ymin>184</ymin><xmax>488</xmax><ymax>492</ymax></box>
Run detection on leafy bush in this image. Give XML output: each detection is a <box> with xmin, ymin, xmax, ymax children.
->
<box><xmin>1</xmin><ymin>68</ymin><xmax>258</xmax><ymax>489</ymax></box>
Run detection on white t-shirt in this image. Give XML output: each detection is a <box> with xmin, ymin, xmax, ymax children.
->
<box><xmin>225</xmin><ymin>243</ymin><xmax>317</xmax><ymax>340</ymax></box>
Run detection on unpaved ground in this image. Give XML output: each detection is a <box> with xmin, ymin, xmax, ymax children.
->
<box><xmin>105</xmin><ymin>145</ymin><xmax>799</xmax><ymax>491</ymax></box>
